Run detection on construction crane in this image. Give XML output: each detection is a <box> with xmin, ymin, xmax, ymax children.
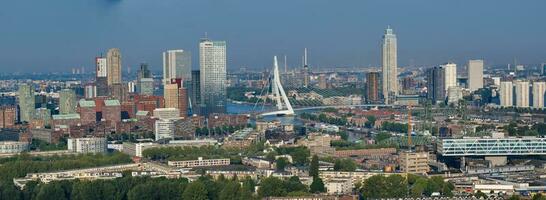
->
<box><xmin>408</xmin><ymin>105</ymin><xmax>412</xmax><ymax>150</ymax></box>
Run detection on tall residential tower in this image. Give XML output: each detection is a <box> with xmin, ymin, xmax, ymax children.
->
<box><xmin>381</xmin><ymin>26</ymin><xmax>398</xmax><ymax>104</ymax></box>
<box><xmin>106</xmin><ymin>48</ymin><xmax>122</xmax><ymax>86</ymax></box>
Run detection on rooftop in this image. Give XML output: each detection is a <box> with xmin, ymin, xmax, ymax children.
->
<box><xmin>78</xmin><ymin>99</ymin><xmax>96</xmax><ymax>108</ymax></box>
<box><xmin>104</xmin><ymin>99</ymin><xmax>120</xmax><ymax>106</ymax></box>
<box><xmin>52</xmin><ymin>114</ymin><xmax>80</xmax><ymax>120</ymax></box>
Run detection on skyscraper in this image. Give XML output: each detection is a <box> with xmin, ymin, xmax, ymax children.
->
<box><xmin>96</xmin><ymin>57</ymin><xmax>107</xmax><ymax>78</ymax></box>
<box><xmin>18</xmin><ymin>84</ymin><xmax>35</xmax><ymax>122</ymax></box>
<box><xmin>163</xmin><ymin>50</ymin><xmax>191</xmax><ymax>85</ymax></box>
<box><xmin>381</xmin><ymin>26</ymin><xmax>398</xmax><ymax>104</ymax></box>
<box><xmin>468</xmin><ymin>60</ymin><xmax>484</xmax><ymax>92</ymax></box>
<box><xmin>59</xmin><ymin>89</ymin><xmax>77</xmax><ymax>114</ymax></box>
<box><xmin>441</xmin><ymin>63</ymin><xmax>457</xmax><ymax>93</ymax></box>
<box><xmin>164</xmin><ymin>83</ymin><xmax>179</xmax><ymax>111</ymax></box>
<box><xmin>200</xmin><ymin>38</ymin><xmax>227</xmax><ymax>115</ymax></box>
<box><xmin>515</xmin><ymin>80</ymin><xmax>529</xmax><ymax>108</ymax></box>
<box><xmin>106</xmin><ymin>48</ymin><xmax>122</xmax><ymax>86</ymax></box>
<box><xmin>190</xmin><ymin>70</ymin><xmax>201</xmax><ymax>114</ymax></box>
<box><xmin>499</xmin><ymin>81</ymin><xmax>513</xmax><ymax>107</ymax></box>
<box><xmin>366</xmin><ymin>72</ymin><xmax>380</xmax><ymax>103</ymax></box>
<box><xmin>532</xmin><ymin>82</ymin><xmax>546</xmax><ymax>108</ymax></box>
<box><xmin>426</xmin><ymin>66</ymin><xmax>446</xmax><ymax>104</ymax></box>
<box><xmin>137</xmin><ymin>63</ymin><xmax>153</xmax><ymax>95</ymax></box>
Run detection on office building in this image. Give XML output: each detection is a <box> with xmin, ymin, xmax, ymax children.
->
<box><xmin>0</xmin><ymin>141</ymin><xmax>29</xmax><ymax>154</ymax></box>
<box><xmin>59</xmin><ymin>89</ymin><xmax>77</xmax><ymax>114</ymax></box>
<box><xmin>155</xmin><ymin>119</ymin><xmax>175</xmax><ymax>140</ymax></box>
<box><xmin>533</xmin><ymin>82</ymin><xmax>546</xmax><ymax>108</ymax></box>
<box><xmin>365</xmin><ymin>72</ymin><xmax>380</xmax><ymax>103</ymax></box>
<box><xmin>381</xmin><ymin>26</ymin><xmax>398</xmax><ymax>104</ymax></box>
<box><xmin>164</xmin><ymin>83</ymin><xmax>179</xmax><ymax>110</ymax></box>
<box><xmin>441</xmin><ymin>63</ymin><xmax>457</xmax><ymax>93</ymax></box>
<box><xmin>167</xmin><ymin>157</ymin><xmax>230</xmax><ymax>168</ymax></box>
<box><xmin>18</xmin><ymin>84</ymin><xmax>35</xmax><ymax>122</ymax></box>
<box><xmin>468</xmin><ymin>60</ymin><xmax>484</xmax><ymax>92</ymax></box>
<box><xmin>96</xmin><ymin>57</ymin><xmax>107</xmax><ymax>78</ymax></box>
<box><xmin>447</xmin><ymin>86</ymin><xmax>463</xmax><ymax>105</ymax></box>
<box><xmin>399</xmin><ymin>151</ymin><xmax>429</xmax><ymax>174</ymax></box>
<box><xmin>426</xmin><ymin>66</ymin><xmax>446</xmax><ymax>104</ymax></box>
<box><xmin>109</xmin><ymin>83</ymin><xmax>127</xmax><ymax>102</ymax></box>
<box><xmin>67</xmin><ymin>137</ymin><xmax>107</xmax><ymax>153</ymax></box>
<box><xmin>96</xmin><ymin>77</ymin><xmax>108</xmax><ymax>97</ymax></box>
<box><xmin>200</xmin><ymin>38</ymin><xmax>227</xmax><ymax>115</ymax></box>
<box><xmin>438</xmin><ymin>137</ymin><xmax>546</xmax><ymax>156</ymax></box>
<box><xmin>153</xmin><ymin>108</ymin><xmax>181</xmax><ymax>120</ymax></box>
<box><xmin>500</xmin><ymin>81</ymin><xmax>513</xmax><ymax>107</ymax></box>
<box><xmin>106</xmin><ymin>48</ymin><xmax>122</xmax><ymax>86</ymax></box>
<box><xmin>515</xmin><ymin>80</ymin><xmax>529</xmax><ymax>108</ymax></box>
<box><xmin>190</xmin><ymin>70</ymin><xmax>201</xmax><ymax>113</ymax></box>
<box><xmin>137</xmin><ymin>63</ymin><xmax>154</xmax><ymax>95</ymax></box>
<box><xmin>34</xmin><ymin>108</ymin><xmax>51</xmax><ymax>128</ymax></box>
<box><xmin>163</xmin><ymin>50</ymin><xmax>191</xmax><ymax>85</ymax></box>
<box><xmin>127</xmin><ymin>81</ymin><xmax>136</xmax><ymax>93</ymax></box>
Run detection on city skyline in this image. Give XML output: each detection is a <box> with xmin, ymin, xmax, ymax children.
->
<box><xmin>1</xmin><ymin>0</ymin><xmax>546</xmax><ymax>72</ymax></box>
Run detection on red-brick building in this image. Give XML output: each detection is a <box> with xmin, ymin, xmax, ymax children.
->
<box><xmin>0</xmin><ymin>106</ymin><xmax>16</xmax><ymax>128</ymax></box>
<box><xmin>78</xmin><ymin>99</ymin><xmax>96</xmax><ymax>125</ymax></box>
<box><xmin>103</xmin><ymin>99</ymin><xmax>121</xmax><ymax>125</ymax></box>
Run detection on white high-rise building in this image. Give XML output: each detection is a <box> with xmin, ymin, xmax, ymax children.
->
<box><xmin>515</xmin><ymin>80</ymin><xmax>529</xmax><ymax>108</ymax></box>
<box><xmin>447</xmin><ymin>86</ymin><xmax>463</xmax><ymax>104</ymax></box>
<box><xmin>95</xmin><ymin>57</ymin><xmax>107</xmax><ymax>78</ymax></box>
<box><xmin>163</xmin><ymin>50</ymin><xmax>192</xmax><ymax>85</ymax></box>
<box><xmin>155</xmin><ymin>119</ymin><xmax>175</xmax><ymax>141</ymax></box>
<box><xmin>499</xmin><ymin>81</ymin><xmax>513</xmax><ymax>107</ymax></box>
<box><xmin>533</xmin><ymin>82</ymin><xmax>546</xmax><ymax>108</ymax></box>
<box><xmin>441</xmin><ymin>63</ymin><xmax>457</xmax><ymax>94</ymax></box>
<box><xmin>468</xmin><ymin>60</ymin><xmax>484</xmax><ymax>92</ymax></box>
<box><xmin>381</xmin><ymin>26</ymin><xmax>397</xmax><ymax>104</ymax></box>
<box><xmin>200</xmin><ymin>38</ymin><xmax>227</xmax><ymax>114</ymax></box>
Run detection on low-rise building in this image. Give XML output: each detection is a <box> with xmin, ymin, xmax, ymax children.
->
<box><xmin>167</xmin><ymin>157</ymin><xmax>230</xmax><ymax>168</ymax></box>
<box><xmin>67</xmin><ymin>137</ymin><xmax>107</xmax><ymax>153</ymax></box>
<box><xmin>0</xmin><ymin>141</ymin><xmax>29</xmax><ymax>154</ymax></box>
<box><xmin>399</xmin><ymin>151</ymin><xmax>429</xmax><ymax>174</ymax></box>
<box><xmin>324</xmin><ymin>179</ymin><xmax>353</xmax><ymax>195</ymax></box>
<box><xmin>122</xmin><ymin>139</ymin><xmax>217</xmax><ymax>157</ymax></box>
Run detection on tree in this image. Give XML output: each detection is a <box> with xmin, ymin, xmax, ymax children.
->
<box><xmin>333</xmin><ymin>158</ymin><xmax>357</xmax><ymax>171</ymax></box>
<box><xmin>275</xmin><ymin>157</ymin><xmax>288</xmax><ymax>172</ymax></box>
<box><xmin>533</xmin><ymin>193</ymin><xmax>546</xmax><ymax>200</ymax></box>
<box><xmin>182</xmin><ymin>181</ymin><xmax>208</xmax><ymax>200</ymax></box>
<box><xmin>309</xmin><ymin>155</ymin><xmax>319</xmax><ymax>178</ymax></box>
<box><xmin>309</xmin><ymin>177</ymin><xmax>325</xmax><ymax>193</ymax></box>
<box><xmin>35</xmin><ymin>183</ymin><xmax>67</xmax><ymax>200</ymax></box>
<box><xmin>474</xmin><ymin>190</ymin><xmax>487</xmax><ymax>199</ymax></box>
<box><xmin>258</xmin><ymin>177</ymin><xmax>286</xmax><ymax>197</ymax></box>
<box><xmin>219</xmin><ymin>181</ymin><xmax>240</xmax><ymax>200</ymax></box>
<box><xmin>285</xmin><ymin>176</ymin><xmax>307</xmax><ymax>194</ymax></box>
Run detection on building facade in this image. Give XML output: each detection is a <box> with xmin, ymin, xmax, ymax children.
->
<box><xmin>468</xmin><ymin>59</ymin><xmax>484</xmax><ymax>92</ymax></box>
<box><xmin>399</xmin><ymin>151</ymin><xmax>429</xmax><ymax>174</ymax></box>
<box><xmin>365</xmin><ymin>72</ymin><xmax>380</xmax><ymax>103</ymax></box>
<box><xmin>499</xmin><ymin>81</ymin><xmax>513</xmax><ymax>107</ymax></box>
<box><xmin>532</xmin><ymin>81</ymin><xmax>546</xmax><ymax>108</ymax></box>
<box><xmin>163</xmin><ymin>50</ymin><xmax>191</xmax><ymax>85</ymax></box>
<box><xmin>167</xmin><ymin>157</ymin><xmax>230</xmax><ymax>168</ymax></box>
<box><xmin>59</xmin><ymin>89</ymin><xmax>77</xmax><ymax>114</ymax></box>
<box><xmin>381</xmin><ymin>26</ymin><xmax>398</xmax><ymax>104</ymax></box>
<box><xmin>441</xmin><ymin>63</ymin><xmax>457</xmax><ymax>93</ymax></box>
<box><xmin>199</xmin><ymin>39</ymin><xmax>227</xmax><ymax>115</ymax></box>
<box><xmin>67</xmin><ymin>137</ymin><xmax>107</xmax><ymax>153</ymax></box>
<box><xmin>106</xmin><ymin>48</ymin><xmax>122</xmax><ymax>86</ymax></box>
<box><xmin>18</xmin><ymin>84</ymin><xmax>35</xmax><ymax>122</ymax></box>
<box><xmin>426</xmin><ymin>66</ymin><xmax>446</xmax><ymax>104</ymax></box>
<box><xmin>515</xmin><ymin>80</ymin><xmax>530</xmax><ymax>108</ymax></box>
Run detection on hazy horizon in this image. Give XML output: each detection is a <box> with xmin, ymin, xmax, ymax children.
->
<box><xmin>1</xmin><ymin>0</ymin><xmax>545</xmax><ymax>73</ymax></box>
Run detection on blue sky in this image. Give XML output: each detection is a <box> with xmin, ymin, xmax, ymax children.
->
<box><xmin>0</xmin><ymin>0</ymin><xmax>545</xmax><ymax>72</ymax></box>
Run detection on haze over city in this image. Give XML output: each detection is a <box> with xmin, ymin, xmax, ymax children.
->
<box><xmin>1</xmin><ymin>0</ymin><xmax>546</xmax><ymax>72</ymax></box>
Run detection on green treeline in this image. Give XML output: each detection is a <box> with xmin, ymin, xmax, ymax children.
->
<box><xmin>358</xmin><ymin>174</ymin><xmax>454</xmax><ymax>199</ymax></box>
<box><xmin>381</xmin><ymin>121</ymin><xmax>409</xmax><ymax>133</ymax></box>
<box><xmin>0</xmin><ymin>152</ymin><xmax>132</xmax><ymax>199</ymax></box>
